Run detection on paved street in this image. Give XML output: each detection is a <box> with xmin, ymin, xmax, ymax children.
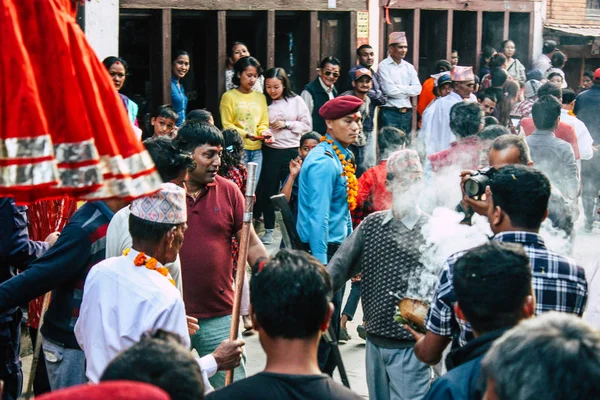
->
<box><xmin>20</xmin><ymin>220</ymin><xmax>600</xmax><ymax>399</ymax></box>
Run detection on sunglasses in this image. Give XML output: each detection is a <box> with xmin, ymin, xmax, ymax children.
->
<box><xmin>323</xmin><ymin>71</ymin><xmax>340</xmax><ymax>78</ymax></box>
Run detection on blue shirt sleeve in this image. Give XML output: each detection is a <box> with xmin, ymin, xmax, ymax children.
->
<box><xmin>297</xmin><ymin>153</ymin><xmax>338</xmax><ymax>264</ymax></box>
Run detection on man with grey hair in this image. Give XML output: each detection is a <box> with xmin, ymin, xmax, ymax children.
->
<box><xmin>481</xmin><ymin>312</ymin><xmax>600</xmax><ymax>400</ymax></box>
<box><xmin>328</xmin><ymin>149</ymin><xmax>432</xmax><ymax>400</ymax></box>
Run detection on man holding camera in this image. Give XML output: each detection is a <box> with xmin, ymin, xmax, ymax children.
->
<box><xmin>408</xmin><ymin>162</ymin><xmax>588</xmax><ymax>366</ymax></box>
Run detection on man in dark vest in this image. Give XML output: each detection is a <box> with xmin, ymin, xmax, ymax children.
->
<box><xmin>327</xmin><ymin>149</ymin><xmax>432</xmax><ymax>400</ymax></box>
<box><xmin>301</xmin><ymin>56</ymin><xmax>341</xmax><ymax>135</ymax></box>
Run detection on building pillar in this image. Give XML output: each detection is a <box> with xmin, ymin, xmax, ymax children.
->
<box><xmin>368</xmin><ymin>0</ymin><xmax>381</xmax><ymax>68</ymax></box>
<box><xmin>84</xmin><ymin>0</ymin><xmax>120</xmax><ymax>60</ymax></box>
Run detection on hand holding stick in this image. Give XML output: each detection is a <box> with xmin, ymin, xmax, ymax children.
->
<box><xmin>224</xmin><ymin>162</ymin><xmax>258</xmax><ymax>386</ymax></box>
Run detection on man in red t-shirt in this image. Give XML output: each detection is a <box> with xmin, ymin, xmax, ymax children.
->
<box><xmin>520</xmin><ymin>83</ymin><xmax>581</xmax><ymax>162</ymax></box>
<box><xmin>175</xmin><ymin>121</ymin><xmax>268</xmax><ymax>389</ymax></box>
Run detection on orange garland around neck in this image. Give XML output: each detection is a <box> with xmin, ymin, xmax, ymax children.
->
<box><xmin>320</xmin><ymin>136</ymin><xmax>358</xmax><ymax>211</ymax></box>
<box><xmin>123</xmin><ymin>248</ymin><xmax>176</xmax><ymax>286</ymax></box>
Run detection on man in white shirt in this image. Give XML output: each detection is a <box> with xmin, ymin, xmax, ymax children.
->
<box><xmin>378</xmin><ymin>31</ymin><xmax>422</xmax><ymax>141</ymax></box>
<box><xmin>532</xmin><ymin>40</ymin><xmax>557</xmax><ymax>74</ymax></box>
<box><xmin>420</xmin><ymin>66</ymin><xmax>478</xmax><ymax>159</ymax></box>
<box><xmin>561</xmin><ymin>88</ymin><xmax>594</xmax><ymax>161</ymax></box>
<box><xmin>75</xmin><ymin>183</ymin><xmax>244</xmax><ymax>394</ymax></box>
<box><xmin>106</xmin><ymin>136</ymin><xmax>192</xmax><ymax>293</ymax></box>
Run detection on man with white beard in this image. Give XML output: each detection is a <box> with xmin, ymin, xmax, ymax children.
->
<box><xmin>327</xmin><ymin>149</ymin><xmax>432</xmax><ymax>400</ymax></box>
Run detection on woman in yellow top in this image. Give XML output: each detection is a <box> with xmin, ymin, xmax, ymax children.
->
<box><xmin>220</xmin><ymin>56</ymin><xmax>271</xmax><ymax>181</ymax></box>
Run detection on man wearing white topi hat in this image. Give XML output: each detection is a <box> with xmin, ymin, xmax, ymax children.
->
<box><xmin>75</xmin><ymin>183</ymin><xmax>244</xmax><ymax>394</ymax></box>
<box><xmin>378</xmin><ymin>31</ymin><xmax>422</xmax><ymax>140</ymax></box>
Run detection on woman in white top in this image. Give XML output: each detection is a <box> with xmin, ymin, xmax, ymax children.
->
<box><xmin>501</xmin><ymin>40</ymin><xmax>526</xmax><ymax>85</ymax></box>
<box><xmin>225</xmin><ymin>42</ymin><xmax>264</xmax><ymax>93</ymax></box>
<box><xmin>257</xmin><ymin>67</ymin><xmax>312</xmax><ymax>244</ymax></box>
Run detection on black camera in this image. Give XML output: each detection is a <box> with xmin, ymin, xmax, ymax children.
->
<box><xmin>464</xmin><ymin>167</ymin><xmax>496</xmax><ymax>199</ymax></box>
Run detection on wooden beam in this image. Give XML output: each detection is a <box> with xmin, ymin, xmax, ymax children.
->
<box><xmin>411</xmin><ymin>9</ymin><xmax>420</xmax><ymax>135</ymax></box>
<box><xmin>379</xmin><ymin>6</ymin><xmax>386</xmax><ymax>62</ymax></box>
<box><xmin>121</xmin><ymin>0</ymin><xmax>365</xmax><ymax>11</ymax></box>
<box><xmin>446</xmin><ymin>9</ymin><xmax>453</xmax><ymax>61</ymax></box>
<box><xmin>161</xmin><ymin>8</ymin><xmax>172</xmax><ymax>106</ymax></box>
<box><xmin>267</xmin><ymin>10</ymin><xmax>275</xmax><ymax>70</ymax></box>
<box><xmin>475</xmin><ymin>10</ymin><xmax>482</xmax><ymax>73</ymax></box>
<box><xmin>349</xmin><ymin>11</ymin><xmax>358</xmax><ymax>61</ymax></box>
<box><xmin>528</xmin><ymin>11</ymin><xmax>535</xmax><ymax>68</ymax></box>
<box><xmin>309</xmin><ymin>11</ymin><xmax>320</xmax><ymax>81</ymax></box>
<box><xmin>217</xmin><ymin>11</ymin><xmax>227</xmax><ymax>101</ymax></box>
<box><xmin>382</xmin><ymin>0</ymin><xmax>535</xmax><ymax>12</ymax></box>
<box><xmin>503</xmin><ymin>11</ymin><xmax>510</xmax><ymax>41</ymax></box>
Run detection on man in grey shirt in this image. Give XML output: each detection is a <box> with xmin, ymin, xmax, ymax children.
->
<box><xmin>526</xmin><ymin>95</ymin><xmax>579</xmax><ymax>202</ymax></box>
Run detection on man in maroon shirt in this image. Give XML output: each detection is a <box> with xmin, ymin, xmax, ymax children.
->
<box><xmin>175</xmin><ymin>121</ymin><xmax>268</xmax><ymax>388</ymax></box>
<box><xmin>428</xmin><ymin>102</ymin><xmax>483</xmax><ymax>173</ymax></box>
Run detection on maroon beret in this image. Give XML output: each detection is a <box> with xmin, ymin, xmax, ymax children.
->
<box><xmin>318</xmin><ymin>96</ymin><xmax>364</xmax><ymax>120</ymax></box>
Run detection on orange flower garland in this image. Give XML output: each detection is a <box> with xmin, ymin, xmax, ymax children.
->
<box><xmin>320</xmin><ymin>136</ymin><xmax>359</xmax><ymax>211</ymax></box>
<box><xmin>124</xmin><ymin>249</ymin><xmax>175</xmax><ymax>286</ymax></box>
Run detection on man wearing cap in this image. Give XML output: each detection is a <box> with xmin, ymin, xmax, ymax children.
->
<box><xmin>422</xmin><ymin>66</ymin><xmax>478</xmax><ymax>158</ymax></box>
<box><xmin>419</xmin><ymin>72</ymin><xmax>453</xmax><ymax>160</ymax></box>
<box><xmin>297</xmin><ymin>95</ymin><xmax>363</xmax><ymax>375</ymax></box>
<box><xmin>75</xmin><ymin>183</ymin><xmax>244</xmax><ymax>393</ymax></box>
<box><xmin>341</xmin><ymin>68</ymin><xmax>373</xmax><ymax>176</ymax></box>
<box><xmin>327</xmin><ymin>149</ymin><xmax>432</xmax><ymax>400</ymax></box>
<box><xmin>378</xmin><ymin>32</ymin><xmax>422</xmax><ymax>139</ymax></box>
<box><xmin>574</xmin><ymin>68</ymin><xmax>600</xmax><ymax>232</ymax></box>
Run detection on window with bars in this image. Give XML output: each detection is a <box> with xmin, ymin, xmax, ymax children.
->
<box><xmin>588</xmin><ymin>0</ymin><xmax>600</xmax><ymax>18</ymax></box>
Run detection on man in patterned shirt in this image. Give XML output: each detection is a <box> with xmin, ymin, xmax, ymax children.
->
<box><xmin>408</xmin><ymin>164</ymin><xmax>588</xmax><ymax>365</ymax></box>
<box><xmin>327</xmin><ymin>149</ymin><xmax>432</xmax><ymax>400</ymax></box>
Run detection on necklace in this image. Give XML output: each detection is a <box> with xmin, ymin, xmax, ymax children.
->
<box><xmin>320</xmin><ymin>136</ymin><xmax>358</xmax><ymax>211</ymax></box>
<box><xmin>123</xmin><ymin>248</ymin><xmax>176</xmax><ymax>286</ymax></box>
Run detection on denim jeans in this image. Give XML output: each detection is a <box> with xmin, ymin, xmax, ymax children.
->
<box><xmin>341</xmin><ymin>280</ymin><xmax>361</xmax><ymax>321</ymax></box>
<box><xmin>0</xmin><ymin>309</ymin><xmax>22</xmax><ymax>400</ymax></box>
<box><xmin>42</xmin><ymin>337</ymin><xmax>87</xmax><ymax>390</ymax></box>
<box><xmin>190</xmin><ymin>315</ymin><xmax>246</xmax><ymax>389</ymax></box>
<box><xmin>243</xmin><ymin>149</ymin><xmax>263</xmax><ymax>185</ymax></box>
<box><xmin>366</xmin><ymin>339</ymin><xmax>431</xmax><ymax>400</ymax></box>
<box><xmin>380</xmin><ymin>108</ymin><xmax>413</xmax><ymax>140</ymax></box>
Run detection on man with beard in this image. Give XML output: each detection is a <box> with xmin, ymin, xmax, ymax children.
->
<box><xmin>174</xmin><ymin>121</ymin><xmax>268</xmax><ymax>389</ymax></box>
<box><xmin>341</xmin><ymin>68</ymin><xmax>374</xmax><ymax>176</ymax></box>
<box><xmin>327</xmin><ymin>149</ymin><xmax>432</xmax><ymax>400</ymax></box>
<box><xmin>347</xmin><ymin>45</ymin><xmax>387</xmax><ymax>170</ymax></box>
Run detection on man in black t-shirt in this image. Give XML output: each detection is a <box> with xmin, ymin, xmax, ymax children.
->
<box><xmin>207</xmin><ymin>250</ymin><xmax>362</xmax><ymax>400</ymax></box>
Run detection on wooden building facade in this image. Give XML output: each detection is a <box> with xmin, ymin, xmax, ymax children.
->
<box><xmin>543</xmin><ymin>0</ymin><xmax>600</xmax><ymax>88</ymax></box>
<box><xmin>116</xmin><ymin>0</ymin><xmax>366</xmax><ymax>125</ymax></box>
<box><xmin>379</xmin><ymin>0</ymin><xmax>540</xmax><ymax>81</ymax></box>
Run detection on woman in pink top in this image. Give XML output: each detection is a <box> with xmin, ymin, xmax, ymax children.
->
<box><xmin>257</xmin><ymin>68</ymin><xmax>312</xmax><ymax>244</ymax></box>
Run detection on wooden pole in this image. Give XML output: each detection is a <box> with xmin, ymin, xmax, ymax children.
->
<box><xmin>23</xmin><ymin>292</ymin><xmax>52</xmax><ymax>399</ymax></box>
<box><xmin>224</xmin><ymin>162</ymin><xmax>258</xmax><ymax>386</ymax></box>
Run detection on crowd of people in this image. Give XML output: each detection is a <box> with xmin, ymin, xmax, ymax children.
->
<box><xmin>1</xmin><ymin>26</ymin><xmax>600</xmax><ymax>400</ymax></box>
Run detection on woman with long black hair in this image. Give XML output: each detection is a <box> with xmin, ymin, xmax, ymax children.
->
<box><xmin>171</xmin><ymin>50</ymin><xmax>190</xmax><ymax>126</ymax></box>
<box><xmin>256</xmin><ymin>68</ymin><xmax>311</xmax><ymax>244</ymax></box>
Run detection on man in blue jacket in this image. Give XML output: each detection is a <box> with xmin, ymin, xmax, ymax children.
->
<box><xmin>423</xmin><ymin>241</ymin><xmax>534</xmax><ymax>399</ymax></box>
<box><xmin>0</xmin><ymin>198</ymin><xmax>58</xmax><ymax>400</ymax></box>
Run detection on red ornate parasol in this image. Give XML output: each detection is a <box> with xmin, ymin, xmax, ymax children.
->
<box><xmin>0</xmin><ymin>0</ymin><xmax>161</xmax><ymax>204</ymax></box>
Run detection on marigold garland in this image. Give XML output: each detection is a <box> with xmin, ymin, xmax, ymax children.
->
<box><xmin>124</xmin><ymin>249</ymin><xmax>175</xmax><ymax>286</ymax></box>
<box><xmin>320</xmin><ymin>136</ymin><xmax>358</xmax><ymax>211</ymax></box>
<box><xmin>568</xmin><ymin>109</ymin><xmax>576</xmax><ymax>117</ymax></box>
